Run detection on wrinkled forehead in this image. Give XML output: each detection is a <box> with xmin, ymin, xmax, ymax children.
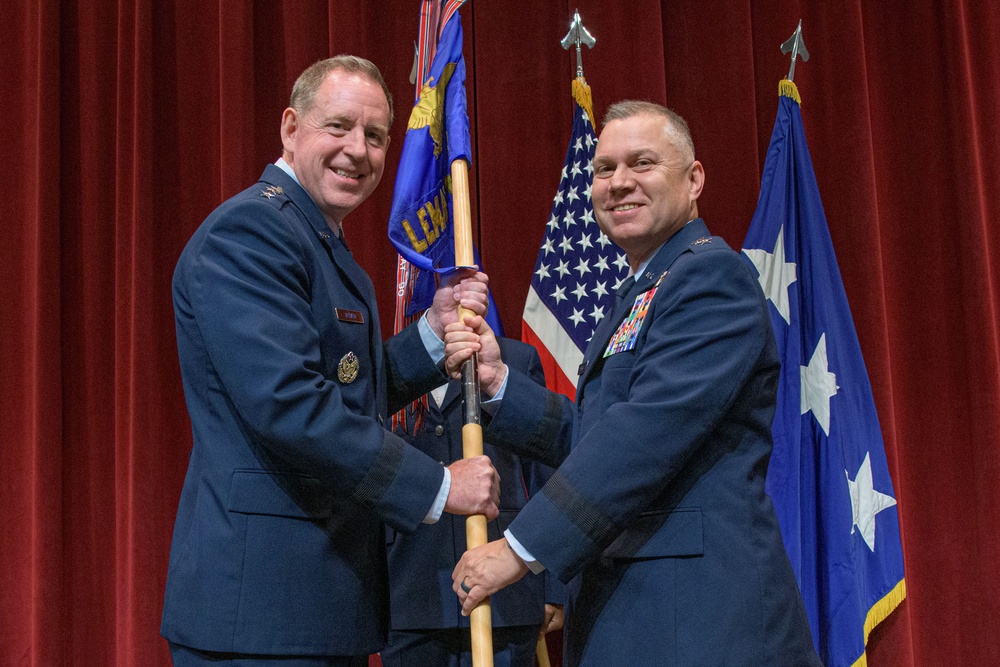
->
<box><xmin>314</xmin><ymin>71</ymin><xmax>391</xmax><ymax>122</ymax></box>
<box><xmin>595</xmin><ymin>113</ymin><xmax>690</xmax><ymax>162</ymax></box>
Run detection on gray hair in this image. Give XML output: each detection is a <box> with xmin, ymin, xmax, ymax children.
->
<box><xmin>603</xmin><ymin>100</ymin><xmax>694</xmax><ymax>164</ymax></box>
<box><xmin>289</xmin><ymin>55</ymin><xmax>394</xmax><ymax>127</ymax></box>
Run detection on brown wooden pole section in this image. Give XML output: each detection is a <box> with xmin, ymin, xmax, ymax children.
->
<box><xmin>536</xmin><ymin>636</ymin><xmax>552</xmax><ymax>667</ymax></box>
<box><xmin>451</xmin><ymin>158</ymin><xmax>494</xmax><ymax>667</ymax></box>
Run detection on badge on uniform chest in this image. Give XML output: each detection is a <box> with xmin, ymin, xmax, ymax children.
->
<box><xmin>603</xmin><ymin>269</ymin><xmax>668</xmax><ymax>358</ymax></box>
<box><xmin>604</xmin><ymin>287</ymin><xmax>657</xmax><ymax>357</ymax></box>
<box><xmin>338</xmin><ymin>352</ymin><xmax>360</xmax><ymax>384</ymax></box>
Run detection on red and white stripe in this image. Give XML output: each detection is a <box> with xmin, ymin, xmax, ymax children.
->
<box><xmin>521</xmin><ymin>286</ymin><xmax>581</xmax><ymax>401</ymax></box>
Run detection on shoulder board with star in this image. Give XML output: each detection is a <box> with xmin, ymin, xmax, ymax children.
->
<box><xmin>256</xmin><ymin>184</ymin><xmax>289</xmax><ymax>208</ymax></box>
<box><xmin>688</xmin><ymin>236</ymin><xmax>726</xmax><ymax>254</ymax></box>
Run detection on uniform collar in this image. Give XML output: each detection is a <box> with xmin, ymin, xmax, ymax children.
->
<box><xmin>266</xmin><ymin>160</ymin><xmax>345</xmax><ymax>242</ymax></box>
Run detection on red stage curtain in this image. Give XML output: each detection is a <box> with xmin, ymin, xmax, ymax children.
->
<box><xmin>2</xmin><ymin>1</ymin><xmax>998</xmax><ymax>665</ymax></box>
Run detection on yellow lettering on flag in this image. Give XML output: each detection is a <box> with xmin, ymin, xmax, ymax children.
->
<box><xmin>426</xmin><ymin>191</ymin><xmax>448</xmax><ymax>238</ymax></box>
<box><xmin>398</xmin><ymin>181</ymin><xmax>453</xmax><ymax>254</ymax></box>
<box><xmin>401</xmin><ymin>219</ymin><xmax>428</xmax><ymax>252</ymax></box>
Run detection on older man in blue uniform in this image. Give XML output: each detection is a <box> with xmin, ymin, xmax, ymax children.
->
<box><xmin>446</xmin><ymin>101</ymin><xmax>821</xmax><ymax>666</ymax></box>
<box><xmin>161</xmin><ymin>56</ymin><xmax>499</xmax><ymax>666</ymax></box>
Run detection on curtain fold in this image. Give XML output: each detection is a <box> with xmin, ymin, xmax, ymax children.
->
<box><xmin>2</xmin><ymin>0</ymin><xmax>65</xmax><ymax>664</ymax></box>
<box><xmin>2</xmin><ymin>1</ymin><xmax>998</xmax><ymax>665</ymax></box>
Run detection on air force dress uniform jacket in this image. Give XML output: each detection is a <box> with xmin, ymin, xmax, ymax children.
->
<box><xmin>161</xmin><ymin>165</ymin><xmax>449</xmax><ymax>656</ymax></box>
<box><xmin>485</xmin><ymin>220</ymin><xmax>821</xmax><ymax>666</ymax></box>
<box><xmin>386</xmin><ymin>338</ymin><xmax>562</xmax><ymax>632</ymax></box>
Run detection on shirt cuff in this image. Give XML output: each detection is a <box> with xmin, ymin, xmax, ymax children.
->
<box><xmin>504</xmin><ymin>528</ymin><xmax>545</xmax><ymax>574</ymax></box>
<box><xmin>417</xmin><ymin>312</ymin><xmax>445</xmax><ymax>365</ymax></box>
<box><xmin>423</xmin><ymin>466</ymin><xmax>450</xmax><ymax>524</ymax></box>
<box><xmin>480</xmin><ymin>364</ymin><xmax>509</xmax><ymax>416</ymax></box>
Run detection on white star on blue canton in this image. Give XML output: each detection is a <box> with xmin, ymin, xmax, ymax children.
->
<box><xmin>574</xmin><ymin>258</ymin><xmax>592</xmax><ymax>277</ymax></box>
<box><xmin>569</xmin><ymin>309</ymin><xmax>587</xmax><ymax>326</ymax></box>
<box><xmin>572</xmin><ymin>282</ymin><xmax>589</xmax><ymax>301</ymax></box>
<box><xmin>588</xmin><ymin>304</ymin><xmax>605</xmax><ymax>323</ymax></box>
<box><xmin>566</xmin><ymin>186</ymin><xmax>580</xmax><ymax>204</ymax></box>
<box><xmin>570</xmin><ymin>162</ymin><xmax>582</xmax><ymax>178</ymax></box>
<box><xmin>559</xmin><ymin>236</ymin><xmax>574</xmax><ymax>254</ymax></box>
<box><xmin>534</xmin><ymin>263</ymin><xmax>551</xmax><ymax>280</ymax></box>
<box><xmin>551</xmin><ymin>285</ymin><xmax>568</xmax><ymax>304</ymax></box>
<box><xmin>555</xmin><ymin>260</ymin><xmax>571</xmax><ymax>278</ymax></box>
<box><xmin>577</xmin><ymin>234</ymin><xmax>594</xmax><ymax>251</ymax></box>
<box><xmin>541</xmin><ymin>238</ymin><xmax>555</xmax><ymax>255</ymax></box>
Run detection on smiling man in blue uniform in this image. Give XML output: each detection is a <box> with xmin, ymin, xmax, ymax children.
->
<box><xmin>161</xmin><ymin>55</ymin><xmax>500</xmax><ymax>667</ymax></box>
<box><xmin>445</xmin><ymin>101</ymin><xmax>822</xmax><ymax>666</ymax></box>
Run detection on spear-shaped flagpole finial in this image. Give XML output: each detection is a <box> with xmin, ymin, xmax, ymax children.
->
<box><xmin>561</xmin><ymin>9</ymin><xmax>596</xmax><ymax>78</ymax></box>
<box><xmin>780</xmin><ymin>19</ymin><xmax>810</xmax><ymax>82</ymax></box>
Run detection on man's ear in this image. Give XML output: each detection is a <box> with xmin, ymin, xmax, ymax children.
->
<box><xmin>279</xmin><ymin>107</ymin><xmax>298</xmax><ymax>158</ymax></box>
<box><xmin>688</xmin><ymin>160</ymin><xmax>705</xmax><ymax>200</ymax></box>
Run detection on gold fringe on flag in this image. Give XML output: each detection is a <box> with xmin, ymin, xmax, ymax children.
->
<box><xmin>779</xmin><ymin>78</ymin><xmax>802</xmax><ymax>104</ymax></box>
<box><xmin>572</xmin><ymin>76</ymin><xmax>595</xmax><ymax>126</ymax></box>
<box><xmin>849</xmin><ymin>578</ymin><xmax>907</xmax><ymax>667</ymax></box>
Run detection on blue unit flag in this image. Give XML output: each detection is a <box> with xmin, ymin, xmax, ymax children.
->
<box><xmin>388</xmin><ymin>5</ymin><xmax>471</xmax><ymax>317</ymax></box>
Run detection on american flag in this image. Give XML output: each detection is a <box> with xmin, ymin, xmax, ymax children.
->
<box><xmin>521</xmin><ymin>78</ymin><xmax>628</xmax><ymax>399</ymax></box>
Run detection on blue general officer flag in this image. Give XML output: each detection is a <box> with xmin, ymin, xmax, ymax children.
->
<box><xmin>741</xmin><ymin>80</ymin><xmax>905</xmax><ymax>666</ymax></box>
<box><xmin>388</xmin><ymin>4</ymin><xmax>471</xmax><ymax>317</ymax></box>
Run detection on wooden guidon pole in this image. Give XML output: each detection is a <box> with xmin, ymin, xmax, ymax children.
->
<box><xmin>450</xmin><ymin>158</ymin><xmax>494</xmax><ymax>667</ymax></box>
<box><xmin>536</xmin><ymin>635</ymin><xmax>552</xmax><ymax>667</ymax></box>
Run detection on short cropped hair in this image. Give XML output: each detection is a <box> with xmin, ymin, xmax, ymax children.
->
<box><xmin>289</xmin><ymin>55</ymin><xmax>394</xmax><ymax>127</ymax></box>
<box><xmin>603</xmin><ymin>100</ymin><xmax>695</xmax><ymax>164</ymax></box>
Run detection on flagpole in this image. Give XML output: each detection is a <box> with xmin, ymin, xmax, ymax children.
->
<box><xmin>451</xmin><ymin>157</ymin><xmax>495</xmax><ymax>667</ymax></box>
<box><xmin>536</xmin><ymin>636</ymin><xmax>552</xmax><ymax>667</ymax></box>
